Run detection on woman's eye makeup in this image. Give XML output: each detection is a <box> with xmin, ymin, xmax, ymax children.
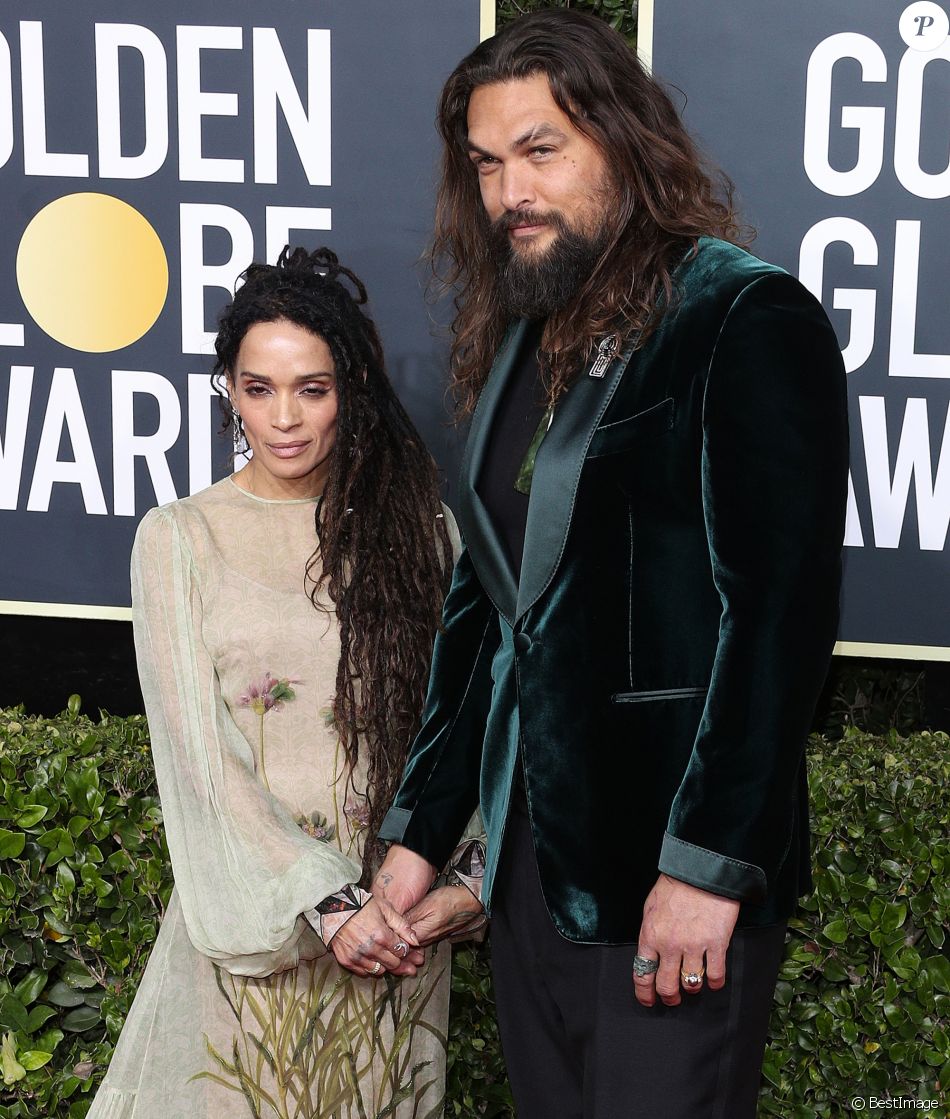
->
<box><xmin>241</xmin><ymin>379</ymin><xmax>333</xmax><ymax>397</ymax></box>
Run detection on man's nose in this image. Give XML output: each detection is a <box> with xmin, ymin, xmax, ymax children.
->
<box><xmin>500</xmin><ymin>164</ymin><xmax>536</xmax><ymax>214</ymax></box>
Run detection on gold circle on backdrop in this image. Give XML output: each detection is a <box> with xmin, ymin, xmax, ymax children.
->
<box><xmin>16</xmin><ymin>192</ymin><xmax>169</xmax><ymax>353</ymax></box>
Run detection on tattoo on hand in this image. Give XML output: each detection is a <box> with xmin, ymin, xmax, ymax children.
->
<box><xmin>375</xmin><ymin>872</ymin><xmax>393</xmax><ymax>892</ymax></box>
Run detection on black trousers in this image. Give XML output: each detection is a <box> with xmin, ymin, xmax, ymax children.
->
<box><xmin>489</xmin><ymin>801</ymin><xmax>787</xmax><ymax>1119</ymax></box>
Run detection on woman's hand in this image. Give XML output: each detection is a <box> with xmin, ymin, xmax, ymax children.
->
<box><xmin>405</xmin><ymin>886</ymin><xmax>485</xmax><ymax>947</ymax></box>
<box><xmin>329</xmin><ymin>897</ymin><xmax>425</xmax><ymax>978</ymax></box>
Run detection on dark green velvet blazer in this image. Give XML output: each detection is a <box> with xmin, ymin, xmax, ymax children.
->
<box><xmin>379</xmin><ymin>238</ymin><xmax>849</xmax><ymax>943</ymax></box>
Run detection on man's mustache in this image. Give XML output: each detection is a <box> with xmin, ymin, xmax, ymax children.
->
<box><xmin>492</xmin><ymin>209</ymin><xmax>567</xmax><ymax>235</ymax></box>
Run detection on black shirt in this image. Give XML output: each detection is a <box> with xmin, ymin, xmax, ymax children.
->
<box><xmin>476</xmin><ymin>322</ymin><xmax>548</xmax><ymax>581</ymax></box>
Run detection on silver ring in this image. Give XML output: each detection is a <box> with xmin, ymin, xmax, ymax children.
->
<box><xmin>632</xmin><ymin>954</ymin><xmax>659</xmax><ymax>978</ymax></box>
<box><xmin>369</xmin><ymin>961</ymin><xmax>383</xmax><ymax>976</ymax></box>
<box><xmin>393</xmin><ymin>941</ymin><xmax>409</xmax><ymax>958</ymax></box>
<box><xmin>681</xmin><ymin>970</ymin><xmax>704</xmax><ymax>989</ymax></box>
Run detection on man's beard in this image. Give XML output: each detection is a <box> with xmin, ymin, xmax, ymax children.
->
<box><xmin>488</xmin><ymin>208</ymin><xmax>611</xmax><ymax>319</ymax></box>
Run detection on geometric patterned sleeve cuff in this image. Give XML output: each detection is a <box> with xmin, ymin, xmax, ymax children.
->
<box><xmin>441</xmin><ymin>838</ymin><xmax>486</xmax><ymax>904</ymax></box>
<box><xmin>303</xmin><ymin>883</ymin><xmax>373</xmax><ymax>945</ymax></box>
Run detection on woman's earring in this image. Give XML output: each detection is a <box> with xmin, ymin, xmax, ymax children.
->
<box><xmin>232</xmin><ymin>410</ymin><xmax>249</xmax><ymax>455</ymax></box>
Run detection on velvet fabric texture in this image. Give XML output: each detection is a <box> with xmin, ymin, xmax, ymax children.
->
<box><xmin>379</xmin><ymin>238</ymin><xmax>849</xmax><ymax>943</ymax></box>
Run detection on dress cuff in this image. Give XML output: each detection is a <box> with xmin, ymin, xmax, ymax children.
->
<box><xmin>303</xmin><ymin>883</ymin><xmax>373</xmax><ymax>945</ymax></box>
<box><xmin>421</xmin><ymin>838</ymin><xmax>488</xmax><ymax>941</ymax></box>
<box><xmin>442</xmin><ymin>837</ymin><xmax>486</xmax><ymax>903</ymax></box>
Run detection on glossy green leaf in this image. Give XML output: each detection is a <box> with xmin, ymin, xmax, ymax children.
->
<box><xmin>45</xmin><ymin>982</ymin><xmax>85</xmax><ymax>1008</ymax></box>
<box><xmin>60</xmin><ymin>1005</ymin><xmax>101</xmax><ymax>1032</ymax></box>
<box><xmin>18</xmin><ymin>1050</ymin><xmax>53</xmax><ymax>1070</ymax></box>
<box><xmin>24</xmin><ymin>1004</ymin><xmax>57</xmax><ymax>1033</ymax></box>
<box><xmin>14</xmin><ymin>806</ymin><xmax>47</xmax><ymax>828</ymax></box>
<box><xmin>881</xmin><ymin>902</ymin><xmax>907</xmax><ymax>933</ymax></box>
<box><xmin>13</xmin><ymin>970</ymin><xmax>46</xmax><ymax>1006</ymax></box>
<box><xmin>822</xmin><ymin>920</ymin><xmax>849</xmax><ymax>945</ymax></box>
<box><xmin>0</xmin><ymin>829</ymin><xmax>25</xmax><ymax>859</ymax></box>
<box><xmin>0</xmin><ymin>996</ymin><xmax>28</xmax><ymax>1031</ymax></box>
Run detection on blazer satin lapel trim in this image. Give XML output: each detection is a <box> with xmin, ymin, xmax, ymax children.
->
<box><xmin>516</xmin><ymin>336</ymin><xmax>639</xmax><ymax>623</ymax></box>
<box><xmin>456</xmin><ymin>319</ymin><xmax>529</xmax><ymax>626</ymax></box>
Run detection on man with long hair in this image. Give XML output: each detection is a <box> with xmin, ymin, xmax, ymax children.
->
<box><xmin>369</xmin><ymin>11</ymin><xmax>848</xmax><ymax>1116</ymax></box>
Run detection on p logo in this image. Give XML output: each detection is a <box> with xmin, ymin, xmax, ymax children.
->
<box><xmin>900</xmin><ymin>1</ymin><xmax>950</xmax><ymax>50</ymax></box>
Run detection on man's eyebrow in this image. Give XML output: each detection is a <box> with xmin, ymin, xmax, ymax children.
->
<box><xmin>511</xmin><ymin>122</ymin><xmax>567</xmax><ymax>150</ymax></box>
<box><xmin>466</xmin><ymin>122</ymin><xmax>568</xmax><ymax>158</ymax></box>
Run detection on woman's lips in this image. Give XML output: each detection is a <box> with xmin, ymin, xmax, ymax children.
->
<box><xmin>267</xmin><ymin>441</ymin><xmax>311</xmax><ymax>459</ymax></box>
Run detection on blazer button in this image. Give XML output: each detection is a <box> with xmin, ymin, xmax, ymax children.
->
<box><xmin>514</xmin><ymin>632</ymin><xmax>532</xmax><ymax>653</ymax></box>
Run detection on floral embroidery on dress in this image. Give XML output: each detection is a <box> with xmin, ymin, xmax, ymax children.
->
<box><xmin>297</xmin><ymin>811</ymin><xmax>335</xmax><ymax>842</ymax></box>
<box><xmin>344</xmin><ymin>799</ymin><xmax>370</xmax><ymax>832</ymax></box>
<box><xmin>238</xmin><ymin>673</ymin><xmax>301</xmax><ymax>790</ymax></box>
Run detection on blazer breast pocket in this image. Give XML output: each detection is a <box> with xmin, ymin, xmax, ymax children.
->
<box><xmin>587</xmin><ymin>397</ymin><xmax>674</xmax><ymax>459</ymax></box>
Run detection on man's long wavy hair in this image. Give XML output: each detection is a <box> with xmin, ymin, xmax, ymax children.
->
<box><xmin>213</xmin><ymin>247</ymin><xmax>452</xmax><ymax>880</ymax></box>
<box><xmin>432</xmin><ymin>9</ymin><xmax>748</xmax><ymax>412</ymax></box>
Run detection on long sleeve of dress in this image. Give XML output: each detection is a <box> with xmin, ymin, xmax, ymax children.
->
<box><xmin>131</xmin><ymin>506</ymin><xmax>362</xmax><ymax>978</ymax></box>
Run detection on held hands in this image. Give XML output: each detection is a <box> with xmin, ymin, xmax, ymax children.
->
<box><xmin>633</xmin><ymin>873</ymin><xmax>740</xmax><ymax>1008</ymax></box>
<box><xmin>328</xmin><ymin>895</ymin><xmax>425</xmax><ymax>978</ymax></box>
<box><xmin>330</xmin><ymin>845</ymin><xmax>441</xmax><ymax>979</ymax></box>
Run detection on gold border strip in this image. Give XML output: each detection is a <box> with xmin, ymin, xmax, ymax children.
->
<box><xmin>834</xmin><ymin>640</ymin><xmax>950</xmax><ymax>662</ymax></box>
<box><xmin>0</xmin><ymin>600</ymin><xmax>132</xmax><ymax>621</ymax></box>
<box><xmin>637</xmin><ymin>0</ymin><xmax>654</xmax><ymax>71</ymax></box>
<box><xmin>480</xmin><ymin>0</ymin><xmax>495</xmax><ymax>40</ymax></box>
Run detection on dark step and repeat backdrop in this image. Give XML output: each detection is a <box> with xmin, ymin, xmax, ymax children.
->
<box><xmin>3</xmin><ymin>2</ymin><xmax>948</xmax><ymax>714</ymax></box>
<box><xmin>644</xmin><ymin>0</ymin><xmax>950</xmax><ymax>660</ymax></box>
<box><xmin>0</xmin><ymin>0</ymin><xmax>486</xmax><ymax>629</ymax></box>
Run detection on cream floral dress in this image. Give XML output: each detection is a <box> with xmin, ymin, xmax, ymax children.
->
<box><xmin>88</xmin><ymin>477</ymin><xmax>461</xmax><ymax>1119</ymax></box>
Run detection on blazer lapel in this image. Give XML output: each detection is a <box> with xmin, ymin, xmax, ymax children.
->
<box><xmin>516</xmin><ymin>336</ymin><xmax>638</xmax><ymax>622</ymax></box>
<box><xmin>456</xmin><ymin>320</ymin><xmax>530</xmax><ymax>625</ymax></box>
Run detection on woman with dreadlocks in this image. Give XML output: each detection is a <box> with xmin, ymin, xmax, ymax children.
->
<box><xmin>88</xmin><ymin>247</ymin><xmax>485</xmax><ymax>1119</ymax></box>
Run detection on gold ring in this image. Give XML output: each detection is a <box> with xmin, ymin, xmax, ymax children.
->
<box><xmin>370</xmin><ymin>961</ymin><xmax>383</xmax><ymax>976</ymax></box>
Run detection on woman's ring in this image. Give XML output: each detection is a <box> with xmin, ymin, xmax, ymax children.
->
<box><xmin>370</xmin><ymin>961</ymin><xmax>383</xmax><ymax>976</ymax></box>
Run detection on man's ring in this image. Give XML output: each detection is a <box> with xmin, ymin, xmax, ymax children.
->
<box><xmin>632</xmin><ymin>955</ymin><xmax>659</xmax><ymax>978</ymax></box>
<box><xmin>393</xmin><ymin>941</ymin><xmax>409</xmax><ymax>958</ymax></box>
<box><xmin>370</xmin><ymin>961</ymin><xmax>383</xmax><ymax>976</ymax></box>
<box><xmin>680</xmin><ymin>969</ymin><xmax>704</xmax><ymax>989</ymax></box>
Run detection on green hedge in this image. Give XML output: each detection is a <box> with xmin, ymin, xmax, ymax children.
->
<box><xmin>0</xmin><ymin>703</ymin><xmax>948</xmax><ymax>1118</ymax></box>
<box><xmin>497</xmin><ymin>0</ymin><xmax>636</xmax><ymax>41</ymax></box>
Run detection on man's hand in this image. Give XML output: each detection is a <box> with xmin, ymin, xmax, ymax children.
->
<box><xmin>329</xmin><ymin>897</ymin><xmax>425</xmax><ymax>978</ymax></box>
<box><xmin>372</xmin><ymin>844</ymin><xmax>438</xmax><ymax>914</ymax></box>
<box><xmin>406</xmin><ymin>886</ymin><xmax>485</xmax><ymax>947</ymax></box>
<box><xmin>633</xmin><ymin>873</ymin><xmax>741</xmax><ymax>1007</ymax></box>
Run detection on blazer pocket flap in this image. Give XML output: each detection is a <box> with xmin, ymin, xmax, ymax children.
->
<box><xmin>588</xmin><ymin>397</ymin><xmax>674</xmax><ymax>458</ymax></box>
<box><xmin>612</xmin><ymin>686</ymin><xmax>707</xmax><ymax>704</ymax></box>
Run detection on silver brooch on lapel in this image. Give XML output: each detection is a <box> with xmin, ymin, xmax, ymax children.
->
<box><xmin>589</xmin><ymin>335</ymin><xmax>618</xmax><ymax>378</ymax></box>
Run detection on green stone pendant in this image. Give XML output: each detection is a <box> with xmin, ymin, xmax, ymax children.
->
<box><xmin>515</xmin><ymin>405</ymin><xmax>555</xmax><ymax>496</ymax></box>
